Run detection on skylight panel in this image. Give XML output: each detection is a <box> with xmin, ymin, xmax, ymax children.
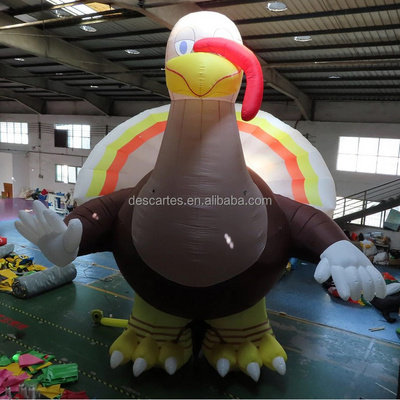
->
<box><xmin>46</xmin><ymin>0</ymin><xmax>98</xmax><ymax>16</ymax></box>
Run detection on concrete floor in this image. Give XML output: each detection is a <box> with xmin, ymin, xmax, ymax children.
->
<box><xmin>1</xmin><ymin>198</ymin><xmax>400</xmax><ymax>398</ymax></box>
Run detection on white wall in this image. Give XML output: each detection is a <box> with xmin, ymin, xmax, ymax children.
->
<box><xmin>0</xmin><ymin>100</ymin><xmax>400</xmax><ymax>199</ymax></box>
<box><xmin>0</xmin><ymin>152</ymin><xmax>13</xmax><ymax>194</ymax></box>
<box><xmin>0</xmin><ymin>113</ymin><xmax>130</xmax><ymax>196</ymax></box>
<box><xmin>12</xmin><ymin>153</ymin><xmax>30</xmax><ymax>197</ymax></box>
<box><xmin>28</xmin><ymin>152</ymin><xmax>84</xmax><ymax>194</ymax></box>
<box><xmin>294</xmin><ymin>120</ymin><xmax>400</xmax><ymax>197</ymax></box>
<box><xmin>314</xmin><ymin>101</ymin><xmax>400</xmax><ymax>124</ymax></box>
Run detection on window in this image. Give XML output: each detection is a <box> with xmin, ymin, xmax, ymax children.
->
<box><xmin>55</xmin><ymin>124</ymin><xmax>90</xmax><ymax>149</ymax></box>
<box><xmin>334</xmin><ymin>196</ymin><xmax>364</xmax><ymax>224</ymax></box>
<box><xmin>335</xmin><ymin>195</ymin><xmax>399</xmax><ymax>229</ymax></box>
<box><xmin>337</xmin><ymin>136</ymin><xmax>400</xmax><ymax>175</ymax></box>
<box><xmin>0</xmin><ymin>122</ymin><xmax>28</xmax><ymax>144</ymax></box>
<box><xmin>365</xmin><ymin>211</ymin><xmax>384</xmax><ymax>228</ymax></box>
<box><xmin>56</xmin><ymin>164</ymin><xmax>81</xmax><ymax>184</ymax></box>
<box><xmin>357</xmin><ymin>207</ymin><xmax>400</xmax><ymax>229</ymax></box>
<box><xmin>46</xmin><ymin>0</ymin><xmax>97</xmax><ymax>16</ymax></box>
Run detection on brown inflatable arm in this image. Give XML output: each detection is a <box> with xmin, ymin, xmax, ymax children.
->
<box><xmin>274</xmin><ymin>194</ymin><xmax>349</xmax><ymax>264</ymax></box>
<box><xmin>64</xmin><ymin>188</ymin><xmax>133</xmax><ymax>256</ymax></box>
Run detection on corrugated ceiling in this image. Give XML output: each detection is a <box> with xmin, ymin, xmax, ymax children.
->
<box><xmin>0</xmin><ymin>0</ymin><xmax>398</xmax><ymax>118</ymax></box>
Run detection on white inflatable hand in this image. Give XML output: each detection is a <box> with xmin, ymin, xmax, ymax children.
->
<box><xmin>15</xmin><ymin>200</ymin><xmax>82</xmax><ymax>267</ymax></box>
<box><xmin>314</xmin><ymin>240</ymin><xmax>387</xmax><ymax>302</ymax></box>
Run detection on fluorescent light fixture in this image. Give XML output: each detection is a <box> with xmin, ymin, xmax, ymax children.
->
<box><xmin>125</xmin><ymin>49</ymin><xmax>140</xmax><ymax>55</ymax></box>
<box><xmin>294</xmin><ymin>36</ymin><xmax>312</xmax><ymax>42</ymax></box>
<box><xmin>14</xmin><ymin>57</ymin><xmax>25</xmax><ymax>62</ymax></box>
<box><xmin>82</xmin><ymin>15</ymin><xmax>102</xmax><ymax>21</ymax></box>
<box><xmin>90</xmin><ymin>85</ymin><xmax>99</xmax><ymax>88</ymax></box>
<box><xmin>51</xmin><ymin>9</ymin><xmax>69</xmax><ymax>18</ymax></box>
<box><xmin>80</xmin><ymin>25</ymin><xmax>97</xmax><ymax>33</ymax></box>
<box><xmin>267</xmin><ymin>2</ymin><xmax>287</xmax><ymax>12</ymax></box>
<box><xmin>329</xmin><ymin>75</ymin><xmax>341</xmax><ymax>79</ymax></box>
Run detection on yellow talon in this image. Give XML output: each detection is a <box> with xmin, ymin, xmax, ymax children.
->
<box><xmin>208</xmin><ymin>343</ymin><xmax>236</xmax><ymax>377</ymax></box>
<box><xmin>237</xmin><ymin>340</ymin><xmax>262</xmax><ymax>371</ymax></box>
<box><xmin>158</xmin><ymin>341</ymin><xmax>185</xmax><ymax>375</ymax></box>
<box><xmin>259</xmin><ymin>334</ymin><xmax>287</xmax><ymax>372</ymax></box>
<box><xmin>132</xmin><ymin>335</ymin><xmax>159</xmax><ymax>367</ymax></box>
<box><xmin>210</xmin><ymin>343</ymin><xmax>236</xmax><ymax>367</ymax></box>
<box><xmin>109</xmin><ymin>329</ymin><xmax>138</xmax><ymax>367</ymax></box>
<box><xmin>158</xmin><ymin>341</ymin><xmax>183</xmax><ymax>365</ymax></box>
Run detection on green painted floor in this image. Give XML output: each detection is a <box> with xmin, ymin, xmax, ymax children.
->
<box><xmin>1</xmin><ymin>270</ymin><xmax>399</xmax><ymax>399</ymax></box>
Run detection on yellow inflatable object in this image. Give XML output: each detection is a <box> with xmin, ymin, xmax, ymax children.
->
<box><xmin>166</xmin><ymin>52</ymin><xmax>242</xmax><ymax>97</ymax></box>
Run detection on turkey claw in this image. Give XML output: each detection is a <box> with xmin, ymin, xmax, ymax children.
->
<box><xmin>133</xmin><ymin>357</ymin><xmax>148</xmax><ymax>377</ymax></box>
<box><xmin>246</xmin><ymin>362</ymin><xmax>261</xmax><ymax>382</ymax></box>
<box><xmin>272</xmin><ymin>356</ymin><xmax>286</xmax><ymax>375</ymax></box>
<box><xmin>164</xmin><ymin>356</ymin><xmax>178</xmax><ymax>375</ymax></box>
<box><xmin>216</xmin><ymin>358</ymin><xmax>230</xmax><ymax>378</ymax></box>
<box><xmin>110</xmin><ymin>350</ymin><xmax>124</xmax><ymax>369</ymax></box>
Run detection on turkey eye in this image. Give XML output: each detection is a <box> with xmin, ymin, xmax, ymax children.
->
<box><xmin>175</xmin><ymin>39</ymin><xmax>194</xmax><ymax>56</ymax></box>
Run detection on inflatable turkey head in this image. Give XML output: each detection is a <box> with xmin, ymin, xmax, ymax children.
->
<box><xmin>165</xmin><ymin>11</ymin><xmax>264</xmax><ymax>121</ymax></box>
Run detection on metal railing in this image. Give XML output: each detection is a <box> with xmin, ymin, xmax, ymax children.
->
<box><xmin>333</xmin><ymin>178</ymin><xmax>400</xmax><ymax>226</ymax></box>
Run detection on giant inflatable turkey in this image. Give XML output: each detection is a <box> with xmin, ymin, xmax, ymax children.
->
<box><xmin>16</xmin><ymin>11</ymin><xmax>386</xmax><ymax>382</ymax></box>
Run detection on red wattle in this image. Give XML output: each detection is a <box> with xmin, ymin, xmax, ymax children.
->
<box><xmin>193</xmin><ymin>37</ymin><xmax>263</xmax><ymax>121</ymax></box>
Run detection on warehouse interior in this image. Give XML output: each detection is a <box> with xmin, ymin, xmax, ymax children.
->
<box><xmin>0</xmin><ymin>0</ymin><xmax>400</xmax><ymax>398</ymax></box>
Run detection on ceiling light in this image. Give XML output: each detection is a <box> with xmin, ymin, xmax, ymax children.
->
<box><xmin>267</xmin><ymin>2</ymin><xmax>287</xmax><ymax>12</ymax></box>
<box><xmin>14</xmin><ymin>57</ymin><xmax>25</xmax><ymax>62</ymax></box>
<box><xmin>329</xmin><ymin>75</ymin><xmax>341</xmax><ymax>79</ymax></box>
<box><xmin>55</xmin><ymin>72</ymin><xmax>64</xmax><ymax>76</ymax></box>
<box><xmin>125</xmin><ymin>49</ymin><xmax>140</xmax><ymax>55</ymax></box>
<box><xmin>90</xmin><ymin>85</ymin><xmax>99</xmax><ymax>88</ymax></box>
<box><xmin>294</xmin><ymin>36</ymin><xmax>312</xmax><ymax>42</ymax></box>
<box><xmin>80</xmin><ymin>25</ymin><xmax>97</xmax><ymax>33</ymax></box>
<box><xmin>51</xmin><ymin>9</ymin><xmax>69</xmax><ymax>18</ymax></box>
<box><xmin>82</xmin><ymin>15</ymin><xmax>102</xmax><ymax>21</ymax></box>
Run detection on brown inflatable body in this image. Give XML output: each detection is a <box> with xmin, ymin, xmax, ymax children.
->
<box><xmin>65</xmin><ymin>168</ymin><xmax>347</xmax><ymax>320</ymax></box>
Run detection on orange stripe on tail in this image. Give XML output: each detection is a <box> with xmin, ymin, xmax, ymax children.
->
<box><xmin>100</xmin><ymin>121</ymin><xmax>166</xmax><ymax>195</ymax></box>
<box><xmin>238</xmin><ymin>121</ymin><xmax>308</xmax><ymax>204</ymax></box>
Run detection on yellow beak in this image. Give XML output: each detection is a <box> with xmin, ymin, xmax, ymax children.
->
<box><xmin>165</xmin><ymin>52</ymin><xmax>243</xmax><ymax>98</ymax></box>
